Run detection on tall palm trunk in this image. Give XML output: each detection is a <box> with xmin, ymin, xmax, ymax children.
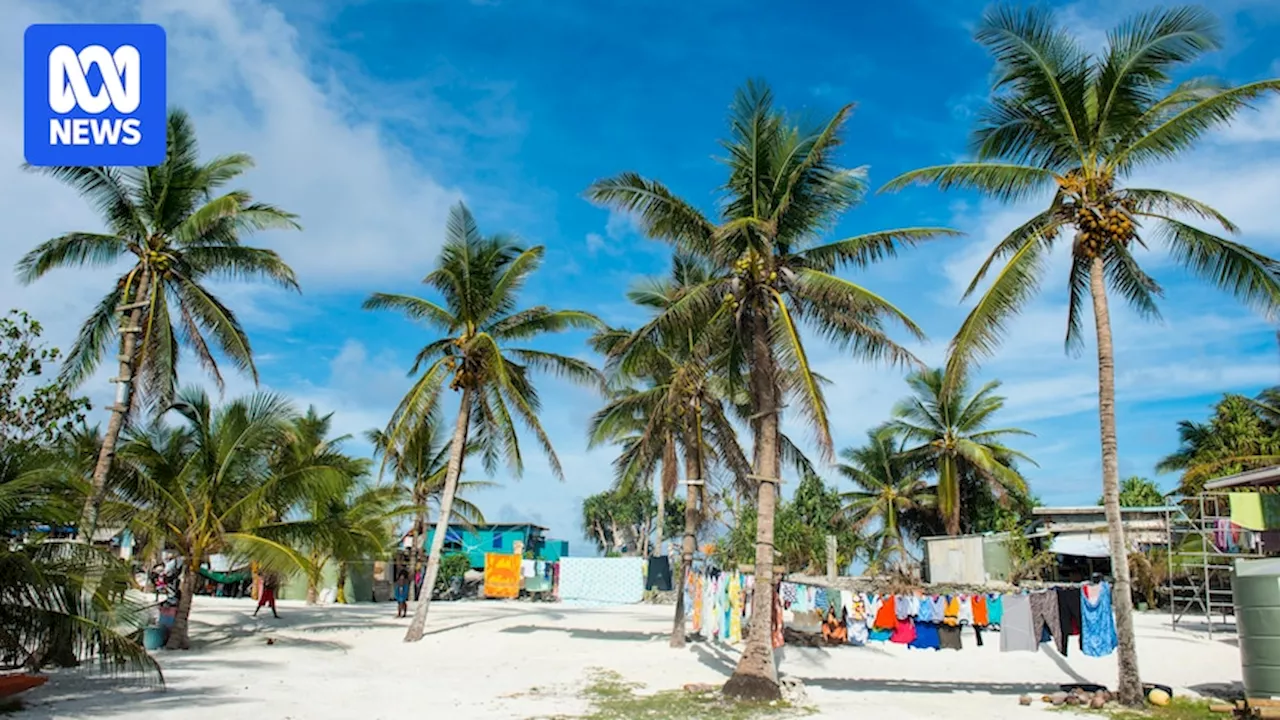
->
<box><xmin>81</xmin><ymin>270</ymin><xmax>151</xmax><ymax>541</ymax></box>
<box><xmin>670</xmin><ymin>412</ymin><xmax>703</xmax><ymax>648</ymax></box>
<box><xmin>941</xmin><ymin>454</ymin><xmax>961</xmax><ymax>536</ymax></box>
<box><xmin>336</xmin><ymin>561</ymin><xmax>349</xmax><ymax>604</ymax></box>
<box><xmin>656</xmin><ymin>434</ymin><xmax>678</xmax><ymax>556</ymax></box>
<box><xmin>1089</xmin><ymin>256</ymin><xmax>1142</xmax><ymax>706</ymax></box>
<box><xmin>411</xmin><ymin>489</ymin><xmax>427</xmax><ymax>600</ymax></box>
<box><xmin>166</xmin><ymin>557</ymin><xmax>197</xmax><ymax>650</ymax></box>
<box><xmin>724</xmin><ymin>312</ymin><xmax>782</xmax><ymax>701</ymax></box>
<box><xmin>404</xmin><ymin>387</ymin><xmax>473</xmax><ymax>642</ymax></box>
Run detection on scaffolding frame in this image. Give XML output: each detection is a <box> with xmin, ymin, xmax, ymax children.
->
<box><xmin>1167</xmin><ymin>492</ymin><xmax>1267</xmax><ymax>640</ymax></box>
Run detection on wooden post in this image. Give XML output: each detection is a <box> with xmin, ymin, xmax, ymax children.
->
<box><xmin>826</xmin><ymin>535</ymin><xmax>837</xmax><ymax>582</ymax></box>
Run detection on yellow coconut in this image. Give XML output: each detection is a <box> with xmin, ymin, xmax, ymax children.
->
<box><xmin>1147</xmin><ymin>688</ymin><xmax>1171</xmax><ymax>706</ymax></box>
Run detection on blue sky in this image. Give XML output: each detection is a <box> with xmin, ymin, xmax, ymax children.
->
<box><xmin>3</xmin><ymin>0</ymin><xmax>1280</xmax><ymax>553</ymax></box>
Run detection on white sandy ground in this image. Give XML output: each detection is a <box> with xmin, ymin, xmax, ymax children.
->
<box><xmin>17</xmin><ymin>597</ymin><xmax>1242</xmax><ymax>720</ymax></box>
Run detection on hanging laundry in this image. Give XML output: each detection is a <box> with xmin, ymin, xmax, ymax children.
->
<box><xmin>909</xmin><ymin>622</ymin><xmax>941</xmax><ymax>650</ymax></box>
<box><xmin>1231</xmin><ymin>493</ymin><xmax>1266</xmax><ymax>531</ymax></box>
<box><xmin>873</xmin><ymin>594</ymin><xmax>897</xmax><ymax>630</ymax></box>
<box><xmin>890</xmin><ymin>618</ymin><xmax>917</xmax><ymax>644</ymax></box>
<box><xmin>822</xmin><ymin>606</ymin><xmax>847</xmax><ymax>644</ymax></box>
<box><xmin>895</xmin><ymin>594</ymin><xmax>912</xmax><ymax>620</ymax></box>
<box><xmin>728</xmin><ymin>573</ymin><xmax>743</xmax><ymax>643</ymax></box>
<box><xmin>1026</xmin><ymin>591</ymin><xmax>1066</xmax><ymax>654</ymax></box>
<box><xmin>1081</xmin><ymin>582</ymin><xmax>1118</xmax><ymax>657</ymax></box>
<box><xmin>930</xmin><ymin>594</ymin><xmax>946</xmax><ymax>622</ymax></box>
<box><xmin>846</xmin><ymin>593</ymin><xmax>868</xmax><ymax>646</ymax></box>
<box><xmin>645</xmin><ymin>556</ymin><xmax>672</xmax><ymax>591</ymax></box>
<box><xmin>781</xmin><ymin>582</ymin><xmax>797</xmax><ymax>607</ymax></box>
<box><xmin>938</xmin><ymin>624</ymin><xmax>962</xmax><ymax>650</ymax></box>
<box><xmin>971</xmin><ymin>594</ymin><xmax>989</xmax><ymax>626</ymax></box>
<box><xmin>999</xmin><ymin>594</ymin><xmax>1037</xmax><ymax>652</ymax></box>
<box><xmin>814</xmin><ymin>587</ymin><xmax>828</xmax><ymax>611</ymax></box>
<box><xmin>771</xmin><ymin>582</ymin><xmax>785</xmax><ymax>650</ymax></box>
<box><xmin>691</xmin><ymin>574</ymin><xmax>703</xmax><ymax>634</ymax></box>
<box><xmin>943</xmin><ymin>595</ymin><xmax>960</xmax><ymax>626</ymax></box>
<box><xmin>957</xmin><ymin>594</ymin><xmax>974</xmax><ymax>625</ymax></box>
<box><xmin>987</xmin><ymin>594</ymin><xmax>1003</xmax><ymax>627</ymax></box>
<box><xmin>1056</xmin><ymin>586</ymin><xmax>1082</xmax><ymax>654</ymax></box>
<box><xmin>917</xmin><ymin>594</ymin><xmax>934</xmax><ymax>623</ymax></box>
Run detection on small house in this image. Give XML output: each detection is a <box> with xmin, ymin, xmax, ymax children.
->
<box><xmin>921</xmin><ymin>532</ymin><xmax>1014</xmax><ymax>585</ymax></box>
<box><xmin>417</xmin><ymin>523</ymin><xmax>569</xmax><ymax>569</ymax></box>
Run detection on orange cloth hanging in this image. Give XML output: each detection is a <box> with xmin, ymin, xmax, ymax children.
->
<box><xmin>972</xmin><ymin>594</ymin><xmax>990</xmax><ymax>626</ymax></box>
<box><xmin>873</xmin><ymin>595</ymin><xmax>898</xmax><ymax>630</ymax></box>
<box><xmin>943</xmin><ymin>596</ymin><xmax>960</xmax><ymax>626</ymax></box>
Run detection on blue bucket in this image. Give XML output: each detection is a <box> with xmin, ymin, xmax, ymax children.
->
<box><xmin>143</xmin><ymin>626</ymin><xmax>167</xmax><ymax>650</ymax></box>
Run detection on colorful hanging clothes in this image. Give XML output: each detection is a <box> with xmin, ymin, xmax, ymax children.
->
<box><xmin>957</xmin><ymin>595</ymin><xmax>974</xmax><ymax>625</ymax></box>
<box><xmin>1081</xmin><ymin>582</ymin><xmax>1118</xmax><ymax>657</ymax></box>
<box><xmin>909</xmin><ymin>622</ymin><xmax>941</xmax><ymax>650</ymax></box>
<box><xmin>690</xmin><ymin>574</ymin><xmax>703</xmax><ymax>634</ymax></box>
<box><xmin>1029</xmin><ymin>590</ymin><xmax>1066</xmax><ymax>654</ymax></box>
<box><xmin>999</xmin><ymin>594</ymin><xmax>1037</xmax><ymax>652</ymax></box>
<box><xmin>728</xmin><ymin>573</ymin><xmax>743</xmax><ymax>643</ymax></box>
<box><xmin>890</xmin><ymin>618</ymin><xmax>917</xmax><ymax>644</ymax></box>
<box><xmin>771</xmin><ymin>583</ymin><xmax>785</xmax><ymax>650</ymax></box>
<box><xmin>917</xmin><ymin>595</ymin><xmax>934</xmax><ymax>623</ymax></box>
<box><xmin>873</xmin><ymin>595</ymin><xmax>897</xmax><ymax>630</ymax></box>
<box><xmin>847</xmin><ymin>593</ymin><xmax>868</xmax><ymax>646</ymax></box>
<box><xmin>987</xmin><ymin>594</ymin><xmax>1004</xmax><ymax>626</ymax></box>
<box><xmin>943</xmin><ymin>596</ymin><xmax>960</xmax><ymax>626</ymax></box>
<box><xmin>972</xmin><ymin>594</ymin><xmax>989</xmax><ymax>626</ymax></box>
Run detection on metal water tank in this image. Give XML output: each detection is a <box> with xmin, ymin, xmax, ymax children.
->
<box><xmin>1233</xmin><ymin>558</ymin><xmax>1280</xmax><ymax>698</ymax></box>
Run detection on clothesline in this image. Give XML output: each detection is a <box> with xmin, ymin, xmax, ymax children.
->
<box><xmin>684</xmin><ymin>569</ymin><xmax>1118</xmax><ymax>657</ymax></box>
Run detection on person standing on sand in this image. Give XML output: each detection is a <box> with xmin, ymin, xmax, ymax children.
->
<box><xmin>254</xmin><ymin>573</ymin><xmax>279</xmax><ymax>618</ymax></box>
<box><xmin>394</xmin><ymin>570</ymin><xmax>411</xmax><ymax>618</ymax></box>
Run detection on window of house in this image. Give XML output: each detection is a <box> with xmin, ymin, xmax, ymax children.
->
<box><xmin>492</xmin><ymin>531</ymin><xmax>504</xmax><ymax>549</ymax></box>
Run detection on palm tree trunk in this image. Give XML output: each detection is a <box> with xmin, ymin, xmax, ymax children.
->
<box><xmin>1089</xmin><ymin>256</ymin><xmax>1142</xmax><ymax>707</ymax></box>
<box><xmin>404</xmin><ymin>387</ymin><xmax>473</xmax><ymax>642</ymax></box>
<box><xmin>724</xmin><ymin>312</ymin><xmax>782</xmax><ymax>702</ymax></box>
<box><xmin>941</xmin><ymin>454</ymin><xmax>961</xmax><ymax>536</ymax></box>
<box><xmin>655</xmin><ymin>472</ymin><xmax>665</xmax><ymax>557</ymax></box>
<box><xmin>165</xmin><ymin>557</ymin><xmax>197</xmax><ymax>650</ymax></box>
<box><xmin>410</xmin><ymin>490</ymin><xmax>427</xmax><ymax>598</ymax></box>
<box><xmin>670</xmin><ymin>418</ymin><xmax>703</xmax><ymax>648</ymax></box>
<box><xmin>336</xmin><ymin>562</ymin><xmax>348</xmax><ymax>604</ymax></box>
<box><xmin>81</xmin><ymin>270</ymin><xmax>151</xmax><ymax>542</ymax></box>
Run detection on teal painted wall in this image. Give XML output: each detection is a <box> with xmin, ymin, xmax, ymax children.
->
<box><xmin>423</xmin><ymin>524</ymin><xmax>570</xmax><ymax>568</ymax></box>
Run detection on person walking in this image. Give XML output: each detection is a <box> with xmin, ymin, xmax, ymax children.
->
<box><xmin>254</xmin><ymin>573</ymin><xmax>279</xmax><ymax>618</ymax></box>
<box><xmin>394</xmin><ymin>570</ymin><xmax>411</xmax><ymax>618</ymax></box>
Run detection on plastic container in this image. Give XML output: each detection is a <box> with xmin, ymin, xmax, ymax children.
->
<box><xmin>1233</xmin><ymin>558</ymin><xmax>1280</xmax><ymax>698</ymax></box>
<box><xmin>142</xmin><ymin>626</ymin><xmax>167</xmax><ymax>650</ymax></box>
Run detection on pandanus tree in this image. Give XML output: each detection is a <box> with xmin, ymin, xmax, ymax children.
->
<box><xmin>589</xmin><ymin>255</ymin><xmax>751</xmax><ymax>647</ymax></box>
<box><xmin>588</xmin><ymin>81</ymin><xmax>956</xmax><ymax>700</ymax></box>
<box><xmin>882</xmin><ymin>5</ymin><xmax>1280</xmax><ymax>705</ymax></box>
<box><xmin>835</xmin><ymin>426</ymin><xmax>934</xmax><ymax>570</ymax></box>
<box><xmin>363</xmin><ymin>202</ymin><xmax>604</xmax><ymax>642</ymax></box>
<box><xmin>17</xmin><ymin>109</ymin><xmax>300</xmax><ymax>540</ymax></box>
<box><xmin>890</xmin><ymin>368</ymin><xmax>1033</xmax><ymax>536</ymax></box>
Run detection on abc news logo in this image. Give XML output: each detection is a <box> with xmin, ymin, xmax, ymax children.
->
<box><xmin>48</xmin><ymin>44</ymin><xmax>143</xmax><ymax>146</ymax></box>
<box><xmin>24</xmin><ymin>24</ymin><xmax>167</xmax><ymax>167</ymax></box>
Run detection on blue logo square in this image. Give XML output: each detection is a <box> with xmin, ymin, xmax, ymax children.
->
<box><xmin>24</xmin><ymin>24</ymin><xmax>167</xmax><ymax>167</ymax></box>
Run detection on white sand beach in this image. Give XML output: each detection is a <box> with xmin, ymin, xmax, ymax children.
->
<box><xmin>18</xmin><ymin>598</ymin><xmax>1241</xmax><ymax>719</ymax></box>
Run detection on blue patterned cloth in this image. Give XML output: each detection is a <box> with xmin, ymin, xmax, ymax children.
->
<box><xmin>1081</xmin><ymin>583</ymin><xmax>1118</xmax><ymax>657</ymax></box>
<box><xmin>558</xmin><ymin>557</ymin><xmax>645</xmax><ymax>605</ymax></box>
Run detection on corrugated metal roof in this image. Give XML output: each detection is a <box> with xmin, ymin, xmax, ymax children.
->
<box><xmin>1204</xmin><ymin>465</ymin><xmax>1280</xmax><ymax>490</ymax></box>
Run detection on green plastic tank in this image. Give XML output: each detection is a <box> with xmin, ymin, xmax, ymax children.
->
<box><xmin>1233</xmin><ymin>558</ymin><xmax>1280</xmax><ymax>698</ymax></box>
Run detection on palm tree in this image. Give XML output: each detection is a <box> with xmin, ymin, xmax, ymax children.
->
<box><xmin>363</xmin><ymin>202</ymin><xmax>604</xmax><ymax>642</ymax></box>
<box><xmin>261</xmin><ymin>408</ymin><xmax>375</xmax><ymax>605</ymax></box>
<box><xmin>367</xmin><ymin>418</ymin><xmax>492</xmax><ymax>594</ymax></box>
<box><xmin>1157</xmin><ymin>392</ymin><xmax>1280</xmax><ymax>496</ymax></box>
<box><xmin>881</xmin><ymin>6</ymin><xmax>1280</xmax><ymax>704</ymax></box>
<box><xmin>115</xmin><ymin>389</ymin><xmax>321</xmax><ymax>649</ymax></box>
<box><xmin>835</xmin><ymin>426</ymin><xmax>934</xmax><ymax>569</ymax></box>
<box><xmin>587</xmin><ymin>81</ymin><xmax>956</xmax><ymax>699</ymax></box>
<box><xmin>890</xmin><ymin>368</ymin><xmax>1033</xmax><ymax>536</ymax></box>
<box><xmin>589</xmin><ymin>256</ymin><xmax>752</xmax><ymax>647</ymax></box>
<box><xmin>17</xmin><ymin>110</ymin><xmax>301</xmax><ymax>540</ymax></box>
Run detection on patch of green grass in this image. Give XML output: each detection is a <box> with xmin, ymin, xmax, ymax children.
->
<box><xmin>1058</xmin><ymin>698</ymin><xmax>1220</xmax><ymax>720</ymax></box>
<box><xmin>566</xmin><ymin>669</ymin><xmax>808</xmax><ymax>720</ymax></box>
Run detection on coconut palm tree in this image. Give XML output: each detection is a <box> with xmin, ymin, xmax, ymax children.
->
<box><xmin>363</xmin><ymin>202</ymin><xmax>604</xmax><ymax>642</ymax></box>
<box><xmin>115</xmin><ymin>389</ymin><xmax>325</xmax><ymax>649</ymax></box>
<box><xmin>17</xmin><ymin>110</ymin><xmax>301</xmax><ymax>540</ymax></box>
<box><xmin>367</xmin><ymin>418</ymin><xmax>492</xmax><ymax>593</ymax></box>
<box><xmin>890</xmin><ymin>368</ymin><xmax>1033</xmax><ymax>536</ymax></box>
<box><xmin>881</xmin><ymin>6</ymin><xmax>1280</xmax><ymax>704</ymax></box>
<box><xmin>589</xmin><ymin>256</ymin><xmax>754</xmax><ymax>647</ymax></box>
<box><xmin>835</xmin><ymin>426</ymin><xmax>934</xmax><ymax>569</ymax></box>
<box><xmin>587</xmin><ymin>81</ymin><xmax>956</xmax><ymax>699</ymax></box>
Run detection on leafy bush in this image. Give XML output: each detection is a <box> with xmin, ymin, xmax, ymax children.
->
<box><xmin>434</xmin><ymin>553</ymin><xmax>471</xmax><ymax>595</ymax></box>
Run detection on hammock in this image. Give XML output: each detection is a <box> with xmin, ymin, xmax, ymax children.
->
<box><xmin>198</xmin><ymin>568</ymin><xmax>251</xmax><ymax>584</ymax></box>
